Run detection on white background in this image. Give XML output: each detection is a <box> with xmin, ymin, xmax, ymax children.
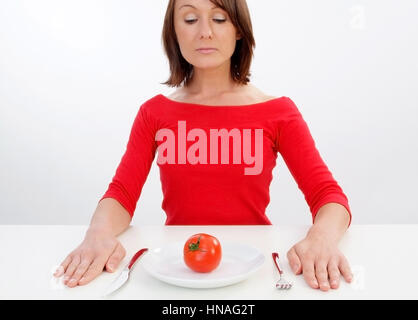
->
<box><xmin>1</xmin><ymin>0</ymin><xmax>417</xmax><ymax>225</ymax></box>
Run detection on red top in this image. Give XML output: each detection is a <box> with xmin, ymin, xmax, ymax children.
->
<box><xmin>99</xmin><ymin>94</ymin><xmax>352</xmax><ymax>227</ymax></box>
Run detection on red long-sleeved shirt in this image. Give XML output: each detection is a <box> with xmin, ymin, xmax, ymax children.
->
<box><xmin>99</xmin><ymin>94</ymin><xmax>352</xmax><ymax>227</ymax></box>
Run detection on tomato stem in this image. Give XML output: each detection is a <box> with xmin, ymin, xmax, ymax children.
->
<box><xmin>188</xmin><ymin>235</ymin><xmax>207</xmax><ymax>252</ymax></box>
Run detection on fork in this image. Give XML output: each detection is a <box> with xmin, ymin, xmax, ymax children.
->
<box><xmin>272</xmin><ymin>252</ymin><xmax>292</xmax><ymax>290</ymax></box>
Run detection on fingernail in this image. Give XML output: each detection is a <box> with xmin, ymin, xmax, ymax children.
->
<box><xmin>293</xmin><ymin>264</ymin><xmax>298</xmax><ymax>273</ymax></box>
<box><xmin>54</xmin><ymin>266</ymin><xmax>63</xmax><ymax>276</ymax></box>
<box><xmin>108</xmin><ymin>265</ymin><xmax>114</xmax><ymax>271</ymax></box>
<box><xmin>80</xmin><ymin>277</ymin><xmax>85</xmax><ymax>283</ymax></box>
<box><xmin>68</xmin><ymin>278</ymin><xmax>76</xmax><ymax>285</ymax></box>
<box><xmin>63</xmin><ymin>275</ymin><xmax>69</xmax><ymax>281</ymax></box>
<box><xmin>313</xmin><ymin>280</ymin><xmax>318</xmax><ymax>287</ymax></box>
<box><xmin>331</xmin><ymin>280</ymin><xmax>338</xmax><ymax>286</ymax></box>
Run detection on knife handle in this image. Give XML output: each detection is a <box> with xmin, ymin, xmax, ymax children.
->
<box><xmin>128</xmin><ymin>248</ymin><xmax>148</xmax><ymax>270</ymax></box>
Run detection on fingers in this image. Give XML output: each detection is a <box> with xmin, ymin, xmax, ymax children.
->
<box><xmin>63</xmin><ymin>255</ymin><xmax>81</xmax><ymax>286</ymax></box>
<box><xmin>77</xmin><ymin>243</ymin><xmax>127</xmax><ymax>286</ymax></box>
<box><xmin>300</xmin><ymin>255</ymin><xmax>319</xmax><ymax>289</ymax></box>
<box><xmin>53</xmin><ymin>235</ymin><xmax>124</xmax><ymax>288</ymax></box>
<box><xmin>105</xmin><ymin>243</ymin><xmax>126</xmax><ymax>272</ymax></box>
<box><xmin>78</xmin><ymin>257</ymin><xmax>108</xmax><ymax>286</ymax></box>
<box><xmin>292</xmin><ymin>240</ymin><xmax>352</xmax><ymax>291</ymax></box>
<box><xmin>302</xmin><ymin>255</ymin><xmax>350</xmax><ymax>291</ymax></box>
<box><xmin>339</xmin><ymin>255</ymin><xmax>353</xmax><ymax>283</ymax></box>
<box><xmin>65</xmin><ymin>254</ymin><xmax>95</xmax><ymax>288</ymax></box>
<box><xmin>291</xmin><ymin>247</ymin><xmax>319</xmax><ymax>289</ymax></box>
<box><xmin>328</xmin><ymin>258</ymin><xmax>341</xmax><ymax>289</ymax></box>
<box><xmin>315</xmin><ymin>258</ymin><xmax>330</xmax><ymax>291</ymax></box>
<box><xmin>286</xmin><ymin>248</ymin><xmax>302</xmax><ymax>275</ymax></box>
<box><xmin>54</xmin><ymin>253</ymin><xmax>74</xmax><ymax>277</ymax></box>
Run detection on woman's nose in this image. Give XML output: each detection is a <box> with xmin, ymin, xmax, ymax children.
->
<box><xmin>198</xmin><ymin>20</ymin><xmax>214</xmax><ymax>39</ymax></box>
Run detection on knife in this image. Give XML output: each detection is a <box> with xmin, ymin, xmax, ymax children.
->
<box><xmin>102</xmin><ymin>248</ymin><xmax>148</xmax><ymax>297</ymax></box>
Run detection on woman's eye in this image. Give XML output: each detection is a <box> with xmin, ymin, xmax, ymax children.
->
<box><xmin>184</xmin><ymin>19</ymin><xmax>226</xmax><ymax>24</ymax></box>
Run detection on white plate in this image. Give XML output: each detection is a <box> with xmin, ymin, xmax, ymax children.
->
<box><xmin>140</xmin><ymin>241</ymin><xmax>265</xmax><ymax>289</ymax></box>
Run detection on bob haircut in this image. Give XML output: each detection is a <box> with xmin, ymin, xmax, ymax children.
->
<box><xmin>161</xmin><ymin>0</ymin><xmax>256</xmax><ymax>88</ymax></box>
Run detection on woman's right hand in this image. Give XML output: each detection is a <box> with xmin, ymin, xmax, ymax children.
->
<box><xmin>53</xmin><ymin>228</ymin><xmax>127</xmax><ymax>287</ymax></box>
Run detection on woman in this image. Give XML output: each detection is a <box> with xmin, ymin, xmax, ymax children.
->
<box><xmin>54</xmin><ymin>0</ymin><xmax>353</xmax><ymax>291</ymax></box>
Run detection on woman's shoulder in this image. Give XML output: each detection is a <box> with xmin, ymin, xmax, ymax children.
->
<box><xmin>244</xmin><ymin>84</ymin><xmax>278</xmax><ymax>102</ymax></box>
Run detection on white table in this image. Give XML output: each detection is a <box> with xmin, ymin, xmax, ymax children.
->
<box><xmin>0</xmin><ymin>224</ymin><xmax>417</xmax><ymax>300</ymax></box>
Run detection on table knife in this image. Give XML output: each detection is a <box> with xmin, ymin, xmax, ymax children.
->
<box><xmin>102</xmin><ymin>248</ymin><xmax>148</xmax><ymax>297</ymax></box>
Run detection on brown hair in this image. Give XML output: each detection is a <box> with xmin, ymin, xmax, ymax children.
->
<box><xmin>160</xmin><ymin>0</ymin><xmax>256</xmax><ymax>88</ymax></box>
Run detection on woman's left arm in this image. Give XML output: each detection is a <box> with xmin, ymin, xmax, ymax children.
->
<box><xmin>287</xmin><ymin>202</ymin><xmax>354</xmax><ymax>291</ymax></box>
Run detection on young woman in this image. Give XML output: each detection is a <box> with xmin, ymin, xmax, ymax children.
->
<box><xmin>54</xmin><ymin>0</ymin><xmax>353</xmax><ymax>291</ymax></box>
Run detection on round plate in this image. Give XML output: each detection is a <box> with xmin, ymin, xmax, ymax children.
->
<box><xmin>140</xmin><ymin>241</ymin><xmax>265</xmax><ymax>289</ymax></box>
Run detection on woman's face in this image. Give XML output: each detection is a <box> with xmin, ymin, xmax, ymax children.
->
<box><xmin>174</xmin><ymin>0</ymin><xmax>241</xmax><ymax>70</ymax></box>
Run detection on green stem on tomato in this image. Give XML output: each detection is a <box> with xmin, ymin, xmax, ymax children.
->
<box><xmin>188</xmin><ymin>236</ymin><xmax>207</xmax><ymax>252</ymax></box>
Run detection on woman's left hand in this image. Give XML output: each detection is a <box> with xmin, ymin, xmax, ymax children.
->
<box><xmin>286</xmin><ymin>234</ymin><xmax>353</xmax><ymax>291</ymax></box>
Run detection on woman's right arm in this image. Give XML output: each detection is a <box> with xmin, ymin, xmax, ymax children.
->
<box><xmin>53</xmin><ymin>198</ymin><xmax>132</xmax><ymax>287</ymax></box>
<box><xmin>55</xmin><ymin>101</ymin><xmax>158</xmax><ymax>288</ymax></box>
<box><xmin>87</xmin><ymin>197</ymin><xmax>132</xmax><ymax>237</ymax></box>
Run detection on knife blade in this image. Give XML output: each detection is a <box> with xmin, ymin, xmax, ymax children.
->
<box><xmin>102</xmin><ymin>248</ymin><xmax>148</xmax><ymax>297</ymax></box>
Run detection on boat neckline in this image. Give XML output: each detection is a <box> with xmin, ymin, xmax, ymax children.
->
<box><xmin>158</xmin><ymin>94</ymin><xmax>284</xmax><ymax>108</ymax></box>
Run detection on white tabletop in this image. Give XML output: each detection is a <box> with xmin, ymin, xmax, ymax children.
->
<box><xmin>0</xmin><ymin>224</ymin><xmax>417</xmax><ymax>300</ymax></box>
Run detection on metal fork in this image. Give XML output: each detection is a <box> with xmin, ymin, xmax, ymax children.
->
<box><xmin>272</xmin><ymin>252</ymin><xmax>292</xmax><ymax>290</ymax></box>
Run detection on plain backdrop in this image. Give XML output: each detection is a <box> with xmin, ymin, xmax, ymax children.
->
<box><xmin>1</xmin><ymin>0</ymin><xmax>417</xmax><ymax>225</ymax></box>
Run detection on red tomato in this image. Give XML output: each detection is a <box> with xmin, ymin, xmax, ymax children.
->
<box><xmin>183</xmin><ymin>233</ymin><xmax>222</xmax><ymax>273</ymax></box>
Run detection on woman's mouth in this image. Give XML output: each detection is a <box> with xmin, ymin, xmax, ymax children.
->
<box><xmin>196</xmin><ymin>48</ymin><xmax>217</xmax><ymax>54</ymax></box>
